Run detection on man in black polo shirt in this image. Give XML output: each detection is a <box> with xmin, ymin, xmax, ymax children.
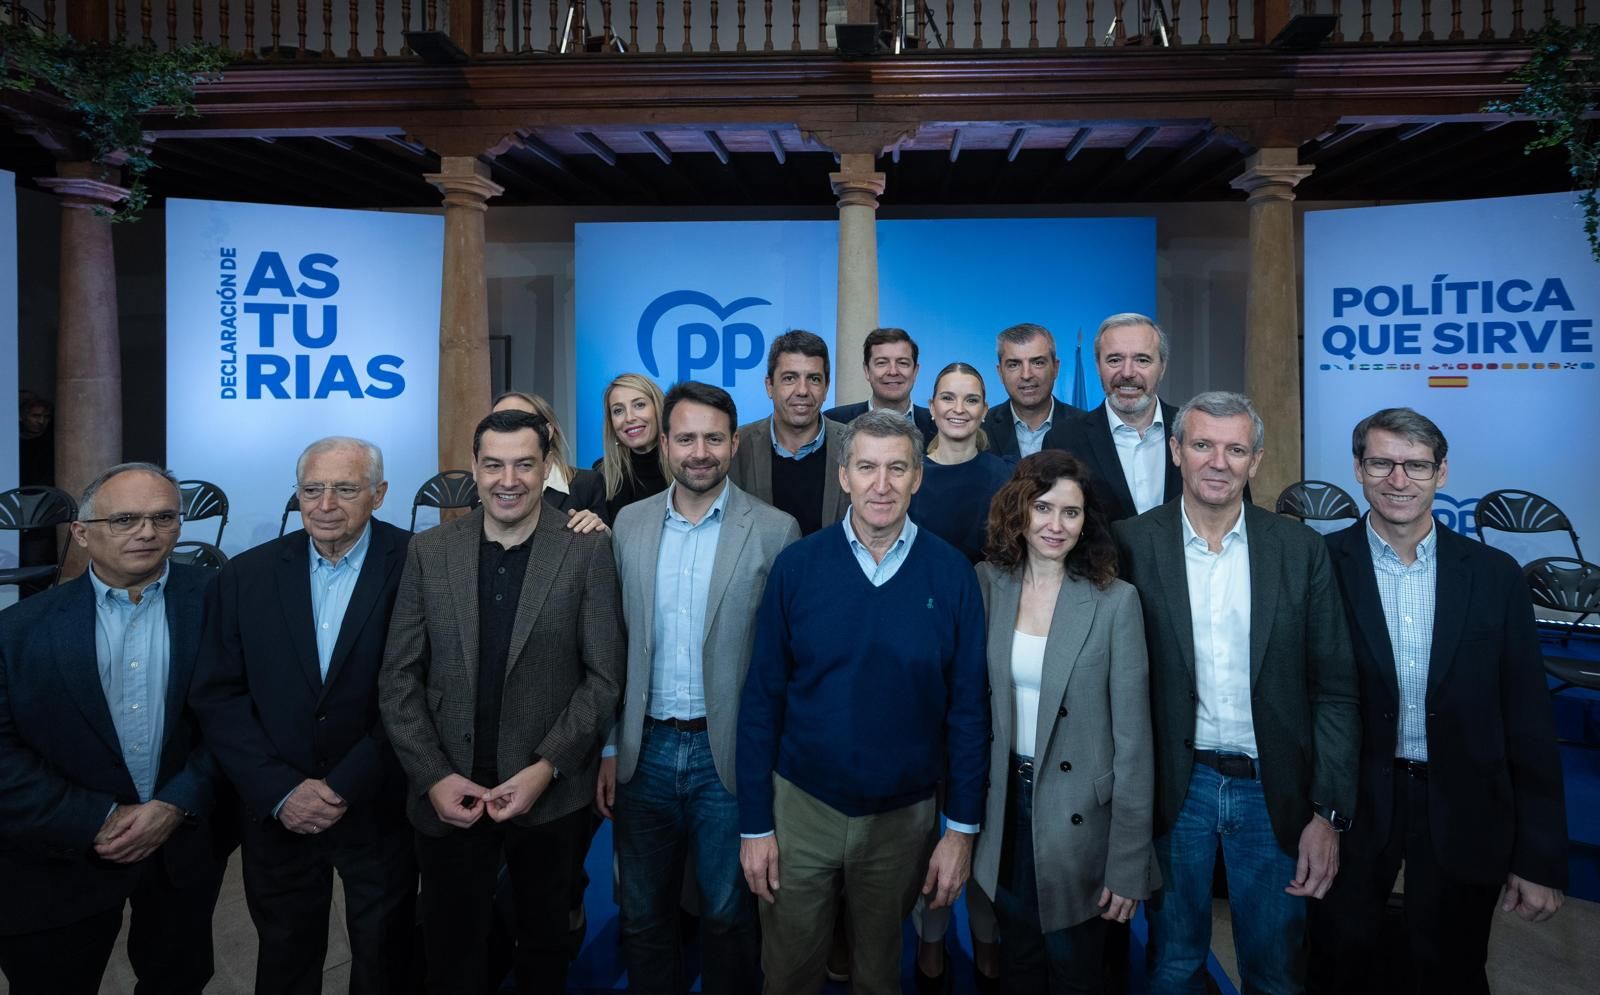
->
<box><xmin>729</xmin><ymin>330</ymin><xmax>850</xmax><ymax>535</ymax></box>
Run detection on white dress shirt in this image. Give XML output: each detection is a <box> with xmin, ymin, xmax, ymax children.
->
<box><xmin>1106</xmin><ymin>399</ymin><xmax>1167</xmax><ymax>515</ymax></box>
<box><xmin>1010</xmin><ymin>630</ymin><xmax>1047</xmax><ymax>758</ymax></box>
<box><xmin>1181</xmin><ymin>499</ymin><xmax>1257</xmax><ymax>758</ymax></box>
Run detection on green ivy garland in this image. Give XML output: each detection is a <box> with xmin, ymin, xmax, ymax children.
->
<box><xmin>0</xmin><ymin>22</ymin><xmax>226</xmax><ymax>221</ymax></box>
<box><xmin>1487</xmin><ymin>22</ymin><xmax>1600</xmax><ymax>262</ymax></box>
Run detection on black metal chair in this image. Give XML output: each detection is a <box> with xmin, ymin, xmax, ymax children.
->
<box><xmin>1275</xmin><ymin>480</ymin><xmax>1360</xmax><ymax>524</ymax></box>
<box><xmin>278</xmin><ymin>493</ymin><xmax>301</xmax><ymax>537</ymax></box>
<box><xmin>177</xmin><ymin>479</ymin><xmax>230</xmax><ymax>547</ymax></box>
<box><xmin>0</xmin><ymin>485</ymin><xmax>78</xmax><ymax>593</ymax></box>
<box><xmin>170</xmin><ymin>540</ymin><xmax>229</xmax><ymax>570</ymax></box>
<box><xmin>409</xmin><ymin>470</ymin><xmax>480</xmax><ymax>531</ymax></box>
<box><xmin>1477</xmin><ymin>489</ymin><xmax>1583</xmax><ymax>561</ymax></box>
<box><xmin>1526</xmin><ymin>556</ymin><xmax>1600</xmax><ymax>644</ymax></box>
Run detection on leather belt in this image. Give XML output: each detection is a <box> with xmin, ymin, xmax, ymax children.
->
<box><xmin>1194</xmin><ymin>749</ymin><xmax>1258</xmax><ymax>780</ymax></box>
<box><xmin>1011</xmin><ymin>755</ymin><xmax>1035</xmax><ymax>783</ymax></box>
<box><xmin>647</xmin><ymin>716</ymin><xmax>708</xmax><ymax>733</ymax></box>
<box><xmin>1394</xmin><ymin>758</ymin><xmax>1429</xmax><ymax>779</ymax></box>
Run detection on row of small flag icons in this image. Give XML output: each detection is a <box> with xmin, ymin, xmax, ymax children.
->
<box><xmin>1319</xmin><ymin>361</ymin><xmax>1595</xmax><ymax>371</ymax></box>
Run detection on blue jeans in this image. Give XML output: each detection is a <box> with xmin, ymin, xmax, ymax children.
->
<box><xmin>1146</xmin><ymin>762</ymin><xmax>1306</xmax><ymax>995</ymax></box>
<box><xmin>614</xmin><ymin>720</ymin><xmax>758</xmax><ymax>995</ymax></box>
<box><xmin>992</xmin><ymin>764</ymin><xmax>1108</xmax><ymax>994</ymax></box>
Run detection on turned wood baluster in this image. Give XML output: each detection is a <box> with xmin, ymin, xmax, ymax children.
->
<box><xmin>192</xmin><ymin>0</ymin><xmax>203</xmax><ymax>43</ymax></box>
<box><xmin>1028</xmin><ymin>0</ymin><xmax>1038</xmax><ymax>45</ymax></box>
<box><xmin>1112</xmin><ymin>0</ymin><xmax>1125</xmax><ymax>42</ymax></box>
<box><xmin>1330</xmin><ymin>0</ymin><xmax>1342</xmax><ymax>41</ymax></box>
<box><xmin>1575</xmin><ymin>0</ymin><xmax>1585</xmax><ymax>24</ymax></box>
<box><xmin>221</xmin><ymin>0</ymin><xmax>232</xmax><ymax>50</ymax></box>
<box><xmin>1478</xmin><ymin>0</ymin><xmax>1493</xmax><ymax>38</ymax></box>
<box><xmin>115</xmin><ymin>0</ymin><xmax>127</xmax><ymax>39</ymax></box>
<box><xmin>42</xmin><ymin>0</ymin><xmax>55</xmax><ymax>35</ymax></box>
<box><xmin>817</xmin><ymin>0</ymin><xmax>826</xmax><ymax>51</ymax></box>
<box><xmin>708</xmin><ymin>0</ymin><xmax>719</xmax><ymax>49</ymax></box>
<box><xmin>1226</xmin><ymin>0</ymin><xmax>1238</xmax><ymax>43</ymax></box>
<box><xmin>1085</xmin><ymin>0</ymin><xmax>1097</xmax><ymax>45</ymax></box>
<box><xmin>1199</xmin><ymin>0</ymin><xmax>1211</xmax><ymax>43</ymax></box>
<box><xmin>1388</xmin><ymin>0</ymin><xmax>1402</xmax><ymax>40</ymax></box>
<box><xmin>1056</xmin><ymin>0</ymin><xmax>1067</xmax><ymax>45</ymax></box>
<box><xmin>399</xmin><ymin>0</ymin><xmax>412</xmax><ymax>52</ymax></box>
<box><xmin>493</xmin><ymin>0</ymin><xmax>506</xmax><ymax>50</ymax></box>
<box><xmin>167</xmin><ymin>0</ymin><xmax>177</xmax><ymax>49</ymax></box>
<box><xmin>323</xmin><ymin>0</ymin><xmax>335</xmax><ymax>55</ymax></box>
<box><xmin>246</xmin><ymin>0</ymin><xmax>258</xmax><ymax>55</ymax></box>
<box><xmin>1172</xmin><ymin>0</ymin><xmax>1181</xmax><ymax>43</ymax></box>
<box><xmin>763</xmin><ymin>0</ymin><xmax>773</xmax><ymax>49</ymax></box>
<box><xmin>737</xmin><ymin>0</ymin><xmax>746</xmax><ymax>50</ymax></box>
<box><xmin>554</xmin><ymin>0</ymin><xmax>564</xmax><ymax>50</ymax></box>
<box><xmin>974</xmin><ymin>0</ymin><xmax>984</xmax><ymax>47</ymax></box>
<box><xmin>600</xmin><ymin>0</ymin><xmax>613</xmax><ymax>47</ymax></box>
<box><xmin>1000</xmin><ymin>0</ymin><xmax>1011</xmax><ymax>46</ymax></box>
<box><xmin>269</xmin><ymin>0</ymin><xmax>281</xmax><ymax>57</ymax></box>
<box><xmin>1419</xmin><ymin>0</ymin><xmax>1433</xmax><ymax>38</ymax></box>
<box><xmin>426</xmin><ymin>0</ymin><xmax>438</xmax><ymax>30</ymax></box>
<box><xmin>1510</xmin><ymin>0</ymin><xmax>1524</xmax><ymax>38</ymax></box>
<box><xmin>684</xmin><ymin>0</ymin><xmax>694</xmax><ymax>50</ymax></box>
<box><xmin>349</xmin><ymin>0</ymin><xmax>361</xmax><ymax>54</ymax></box>
<box><xmin>946</xmin><ymin>0</ymin><xmax>954</xmax><ymax>46</ymax></box>
<box><xmin>1543</xmin><ymin>0</ymin><xmax>1553</xmax><ymax>26</ymax></box>
<box><xmin>296</xmin><ymin>0</ymin><xmax>308</xmax><ymax>56</ymax></box>
<box><xmin>656</xmin><ymin>0</ymin><xmax>666</xmax><ymax>50</ymax></box>
<box><xmin>1358</xmin><ymin>0</ymin><xmax>1372</xmax><ymax>40</ymax></box>
<box><xmin>628</xmin><ymin>0</ymin><xmax>638</xmax><ymax>49</ymax></box>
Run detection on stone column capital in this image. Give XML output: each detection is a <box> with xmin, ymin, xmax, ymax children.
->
<box><xmin>425</xmin><ymin>156</ymin><xmax>504</xmax><ymax>211</ymax></box>
<box><xmin>830</xmin><ymin>154</ymin><xmax>886</xmax><ymax>211</ymax></box>
<box><xmin>36</xmin><ymin>162</ymin><xmax>129</xmax><ymax>210</ymax></box>
<box><xmin>1229</xmin><ymin>148</ymin><xmax>1314</xmax><ymax>205</ymax></box>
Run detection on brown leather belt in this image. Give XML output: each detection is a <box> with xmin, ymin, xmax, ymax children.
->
<box><xmin>1194</xmin><ymin>749</ymin><xmax>1258</xmax><ymax>780</ymax></box>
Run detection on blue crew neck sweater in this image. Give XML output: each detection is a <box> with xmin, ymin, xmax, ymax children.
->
<box><xmin>736</xmin><ymin>523</ymin><xmax>990</xmax><ymax>835</ymax></box>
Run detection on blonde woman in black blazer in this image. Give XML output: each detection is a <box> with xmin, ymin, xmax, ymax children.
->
<box><xmin>973</xmin><ymin>451</ymin><xmax>1159</xmax><ymax>994</ymax></box>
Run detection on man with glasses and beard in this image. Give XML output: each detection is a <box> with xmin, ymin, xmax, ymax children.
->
<box><xmin>599</xmin><ymin>381</ymin><xmax>800</xmax><ymax>995</ymax></box>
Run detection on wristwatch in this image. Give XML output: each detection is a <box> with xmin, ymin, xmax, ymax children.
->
<box><xmin>1313</xmin><ymin>803</ymin><xmax>1351</xmax><ymax>832</ymax></box>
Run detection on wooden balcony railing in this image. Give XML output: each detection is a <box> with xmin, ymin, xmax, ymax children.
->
<box><xmin>10</xmin><ymin>0</ymin><xmax>1585</xmax><ymax>58</ymax></box>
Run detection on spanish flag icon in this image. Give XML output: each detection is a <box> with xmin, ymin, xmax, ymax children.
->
<box><xmin>1427</xmin><ymin>376</ymin><xmax>1469</xmax><ymax>388</ymax></box>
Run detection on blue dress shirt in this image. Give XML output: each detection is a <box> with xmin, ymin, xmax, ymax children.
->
<box><xmin>1366</xmin><ymin>518</ymin><xmax>1438</xmax><ymax>762</ymax></box>
<box><xmin>649</xmin><ymin>482</ymin><xmax>730</xmax><ymax>721</ymax></box>
<box><xmin>310</xmin><ymin>523</ymin><xmax>372</xmax><ymax>681</ymax></box>
<box><xmin>769</xmin><ymin>419</ymin><xmax>826</xmax><ymax>460</ymax></box>
<box><xmin>90</xmin><ymin>563</ymin><xmax>172</xmax><ymax>803</ymax></box>
<box><xmin>1012</xmin><ymin>403</ymin><xmax>1053</xmax><ymax>458</ymax></box>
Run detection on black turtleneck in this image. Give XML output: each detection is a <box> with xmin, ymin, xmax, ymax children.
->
<box><xmin>599</xmin><ymin>446</ymin><xmax>669</xmax><ymax>524</ymax></box>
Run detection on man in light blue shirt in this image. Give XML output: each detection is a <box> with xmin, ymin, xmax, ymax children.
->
<box><xmin>982</xmin><ymin>323</ymin><xmax>1082</xmax><ymax>459</ymax></box>
<box><xmin>0</xmin><ymin>462</ymin><xmax>225</xmax><ymax>995</ymax></box>
<box><xmin>603</xmin><ymin>382</ymin><xmax>800</xmax><ymax>995</ymax></box>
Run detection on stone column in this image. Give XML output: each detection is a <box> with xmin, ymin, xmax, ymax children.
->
<box><xmin>830</xmin><ymin>153</ymin><xmax>885</xmax><ymax>407</ymax></box>
<box><xmin>36</xmin><ymin>162</ymin><xmax>127</xmax><ymax>511</ymax></box>
<box><xmin>1230</xmin><ymin>148</ymin><xmax>1313</xmax><ymax>508</ymax></box>
<box><xmin>425</xmin><ymin>156</ymin><xmax>503</xmax><ymax>471</ymax></box>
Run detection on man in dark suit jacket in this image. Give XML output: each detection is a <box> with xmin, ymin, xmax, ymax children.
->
<box><xmin>379</xmin><ymin>409</ymin><xmax>625</xmax><ymax>995</ymax></box>
<box><xmin>1310</xmin><ymin>408</ymin><xmax>1565</xmax><ymax>995</ymax></box>
<box><xmin>1114</xmin><ymin>392</ymin><xmax>1359</xmax><ymax>995</ymax></box>
<box><xmin>0</xmin><ymin>463</ymin><xmax>227</xmax><ymax>995</ymax></box>
<box><xmin>822</xmin><ymin>326</ymin><xmax>938</xmax><ymax>444</ymax></box>
<box><xmin>192</xmin><ymin>437</ymin><xmax>415</xmax><ymax>995</ymax></box>
<box><xmin>982</xmin><ymin>322</ymin><xmax>1082</xmax><ymax>459</ymax></box>
<box><xmin>1056</xmin><ymin>314</ymin><xmax>1182</xmax><ymax>523</ymax></box>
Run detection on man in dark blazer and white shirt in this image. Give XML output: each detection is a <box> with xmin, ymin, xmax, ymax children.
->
<box><xmin>982</xmin><ymin>322</ymin><xmax>1082</xmax><ymax>460</ymax></box>
<box><xmin>380</xmin><ymin>408</ymin><xmax>625</xmax><ymax>995</ymax></box>
<box><xmin>1057</xmin><ymin>313</ymin><xmax>1182</xmax><ymax>524</ymax></box>
<box><xmin>0</xmin><ymin>462</ymin><xmax>227</xmax><ymax>995</ymax></box>
<box><xmin>822</xmin><ymin>326</ymin><xmax>938</xmax><ymax>444</ymax></box>
<box><xmin>1113</xmin><ymin>392</ymin><xmax>1359</xmax><ymax>995</ymax></box>
<box><xmin>1310</xmin><ymin>407</ymin><xmax>1565</xmax><ymax>995</ymax></box>
<box><xmin>192</xmin><ymin>436</ymin><xmax>415</xmax><ymax>995</ymax></box>
<box><xmin>598</xmin><ymin>381</ymin><xmax>801</xmax><ymax>995</ymax></box>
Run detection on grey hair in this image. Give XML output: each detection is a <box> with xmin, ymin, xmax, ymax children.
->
<box><xmin>995</xmin><ymin>322</ymin><xmax>1056</xmax><ymax>361</ymax></box>
<box><xmin>295</xmin><ymin>436</ymin><xmax>385</xmax><ymax>488</ymax></box>
<box><xmin>1173</xmin><ymin>391</ymin><xmax>1266</xmax><ymax>453</ymax></box>
<box><xmin>78</xmin><ymin>462</ymin><xmax>180</xmax><ymax>520</ymax></box>
<box><xmin>836</xmin><ymin>409</ymin><xmax>926</xmax><ymax>466</ymax></box>
<box><xmin>1093</xmin><ymin>312</ymin><xmax>1170</xmax><ymax>366</ymax></box>
<box><xmin>1351</xmin><ymin>407</ymin><xmax>1448</xmax><ymax>463</ymax></box>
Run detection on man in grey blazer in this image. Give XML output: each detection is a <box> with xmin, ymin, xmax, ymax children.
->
<box><xmin>729</xmin><ymin>329</ymin><xmax>850</xmax><ymax>536</ymax></box>
<box><xmin>1113</xmin><ymin>392</ymin><xmax>1359</xmax><ymax>995</ymax></box>
<box><xmin>597</xmin><ymin>380</ymin><xmax>800</xmax><ymax>995</ymax></box>
<box><xmin>378</xmin><ymin>409</ymin><xmax>625</xmax><ymax>995</ymax></box>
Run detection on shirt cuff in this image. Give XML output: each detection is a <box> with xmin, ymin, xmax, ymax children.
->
<box><xmin>943</xmin><ymin>816</ymin><xmax>980</xmax><ymax>835</ymax></box>
<box><xmin>740</xmin><ymin>831</ymin><xmax>775</xmax><ymax>840</ymax></box>
<box><xmin>600</xmin><ymin>745</ymin><xmax>618</xmax><ymax>759</ymax></box>
<box><xmin>272</xmin><ymin>788</ymin><xmax>294</xmax><ymax>820</ymax></box>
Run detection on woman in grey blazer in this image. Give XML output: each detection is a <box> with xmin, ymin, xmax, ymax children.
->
<box><xmin>974</xmin><ymin>450</ymin><xmax>1158</xmax><ymax>994</ymax></box>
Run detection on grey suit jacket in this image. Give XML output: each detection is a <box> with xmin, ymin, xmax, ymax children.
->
<box><xmin>728</xmin><ymin>415</ymin><xmax>851</xmax><ymax>531</ymax></box>
<box><xmin>610</xmin><ymin>482</ymin><xmax>801</xmax><ymax>794</ymax></box>
<box><xmin>972</xmin><ymin>563</ymin><xmax>1159</xmax><ymax>931</ymax></box>
<box><xmin>378</xmin><ymin>507</ymin><xmax>625</xmax><ymax>836</ymax></box>
<box><xmin>1114</xmin><ymin>500</ymin><xmax>1360</xmax><ymax>854</ymax></box>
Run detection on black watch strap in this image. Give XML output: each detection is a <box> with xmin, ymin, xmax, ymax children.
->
<box><xmin>1313</xmin><ymin>803</ymin><xmax>1351</xmax><ymax>832</ymax></box>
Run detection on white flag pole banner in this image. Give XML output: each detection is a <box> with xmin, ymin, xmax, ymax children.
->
<box><xmin>0</xmin><ymin>170</ymin><xmax>16</xmax><ymax>609</ymax></box>
<box><xmin>167</xmin><ymin>199</ymin><xmax>443</xmax><ymax>554</ymax></box>
<box><xmin>1304</xmin><ymin>192</ymin><xmax>1599</xmax><ymax>564</ymax></box>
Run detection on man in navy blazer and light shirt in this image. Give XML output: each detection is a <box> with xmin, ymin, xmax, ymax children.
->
<box><xmin>1309</xmin><ymin>408</ymin><xmax>1565</xmax><ymax>994</ymax></box>
<box><xmin>598</xmin><ymin>381</ymin><xmax>801</xmax><ymax>995</ymax></box>
<box><xmin>737</xmin><ymin>410</ymin><xmax>990</xmax><ymax>995</ymax></box>
<box><xmin>191</xmin><ymin>437</ymin><xmax>416</xmax><ymax>995</ymax></box>
<box><xmin>1113</xmin><ymin>392</ymin><xmax>1360</xmax><ymax>994</ymax></box>
<box><xmin>0</xmin><ymin>462</ymin><xmax>227</xmax><ymax>995</ymax></box>
<box><xmin>982</xmin><ymin>322</ymin><xmax>1083</xmax><ymax>460</ymax></box>
<box><xmin>822</xmin><ymin>326</ymin><xmax>938</xmax><ymax>444</ymax></box>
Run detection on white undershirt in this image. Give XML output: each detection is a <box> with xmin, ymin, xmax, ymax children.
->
<box><xmin>1011</xmin><ymin>630</ymin><xmax>1048</xmax><ymax>758</ymax></box>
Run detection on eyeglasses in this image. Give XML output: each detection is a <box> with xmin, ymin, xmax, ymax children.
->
<box><xmin>80</xmin><ymin>512</ymin><xmax>183</xmax><ymax>535</ymax></box>
<box><xmin>298</xmin><ymin>483</ymin><xmax>368</xmax><ymax>501</ymax></box>
<box><xmin>1360</xmin><ymin>458</ymin><xmax>1440</xmax><ymax>481</ymax></box>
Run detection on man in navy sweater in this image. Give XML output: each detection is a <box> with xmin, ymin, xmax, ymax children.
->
<box><xmin>737</xmin><ymin>410</ymin><xmax>990</xmax><ymax>995</ymax></box>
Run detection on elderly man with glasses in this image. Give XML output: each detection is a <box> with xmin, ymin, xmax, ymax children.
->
<box><xmin>0</xmin><ymin>462</ymin><xmax>229</xmax><ymax>995</ymax></box>
<box><xmin>192</xmin><ymin>437</ymin><xmax>418</xmax><ymax>995</ymax></box>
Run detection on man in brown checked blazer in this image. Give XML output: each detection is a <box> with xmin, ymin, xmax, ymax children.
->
<box><xmin>378</xmin><ymin>408</ymin><xmax>625</xmax><ymax>995</ymax></box>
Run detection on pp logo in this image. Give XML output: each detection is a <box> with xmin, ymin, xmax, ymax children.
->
<box><xmin>636</xmin><ymin>290</ymin><xmax>769</xmax><ymax>387</ymax></box>
<box><xmin>1431</xmin><ymin>493</ymin><xmax>1479</xmax><ymax>537</ymax></box>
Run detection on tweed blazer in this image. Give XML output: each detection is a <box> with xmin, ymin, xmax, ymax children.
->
<box><xmin>379</xmin><ymin>506</ymin><xmax>624</xmax><ymax>836</ymax></box>
<box><xmin>728</xmin><ymin>415</ymin><xmax>851</xmax><ymax>530</ymax></box>
<box><xmin>1113</xmin><ymin>500</ymin><xmax>1360</xmax><ymax>855</ymax></box>
<box><xmin>610</xmin><ymin>482</ymin><xmax>801</xmax><ymax>794</ymax></box>
<box><xmin>972</xmin><ymin>563</ymin><xmax>1159</xmax><ymax>931</ymax></box>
